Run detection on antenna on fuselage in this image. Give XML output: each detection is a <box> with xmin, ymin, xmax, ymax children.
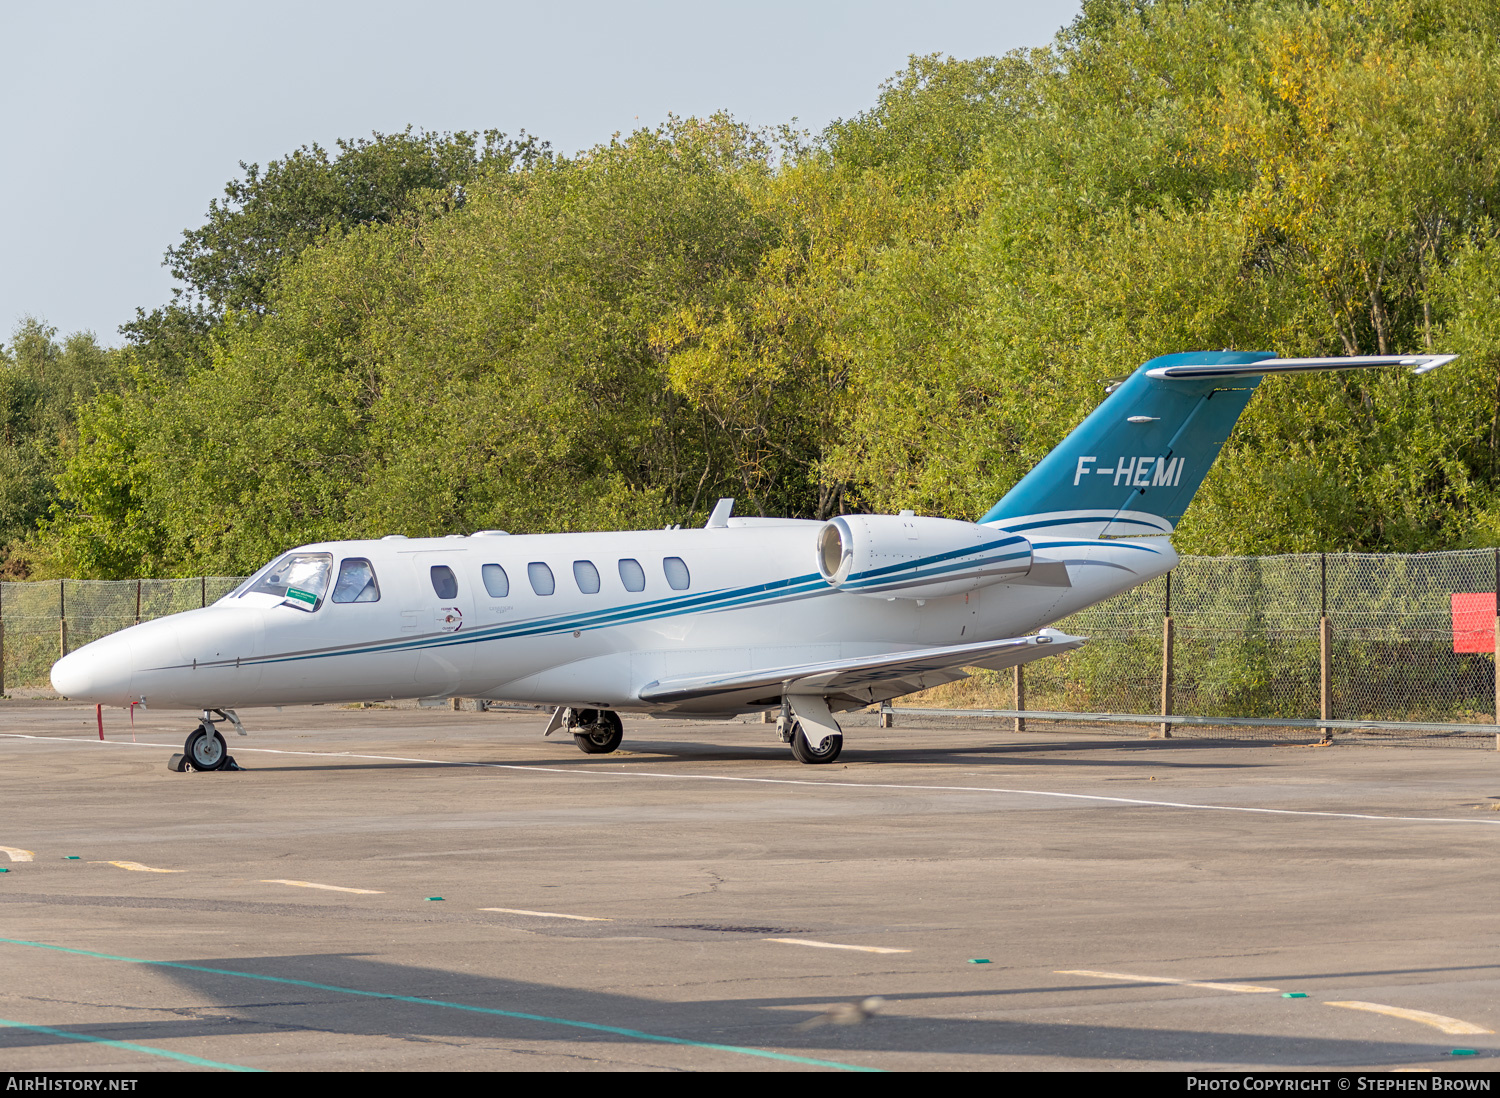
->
<box><xmin>705</xmin><ymin>498</ymin><xmax>735</xmax><ymax>529</ymax></box>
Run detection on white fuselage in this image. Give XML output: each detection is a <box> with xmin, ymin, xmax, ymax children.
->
<box><xmin>50</xmin><ymin>520</ymin><xmax>1176</xmax><ymax>714</ymax></box>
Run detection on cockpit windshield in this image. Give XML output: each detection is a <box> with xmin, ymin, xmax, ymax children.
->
<box><xmin>241</xmin><ymin>553</ymin><xmax>334</xmax><ymax>611</ymax></box>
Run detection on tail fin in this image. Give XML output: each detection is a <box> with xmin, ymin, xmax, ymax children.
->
<box><xmin>979</xmin><ymin>350</ymin><xmax>1455</xmax><ymax>539</ymax></box>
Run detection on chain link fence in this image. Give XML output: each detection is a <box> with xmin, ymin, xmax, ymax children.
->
<box><xmin>8</xmin><ymin>553</ymin><xmax>1500</xmax><ymax>745</ymax></box>
<box><xmin>2</xmin><ymin>578</ymin><xmax>245</xmax><ymax>693</ymax></box>
<box><xmin>896</xmin><ymin>550</ymin><xmax>1500</xmax><ymax>745</ymax></box>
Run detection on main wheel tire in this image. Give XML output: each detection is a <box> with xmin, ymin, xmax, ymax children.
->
<box><xmin>573</xmin><ymin>710</ymin><xmax>623</xmax><ymax>755</ymax></box>
<box><xmin>184</xmin><ymin>726</ymin><xmax>228</xmax><ymax>771</ymax></box>
<box><xmin>789</xmin><ymin>722</ymin><xmax>842</xmax><ymax>764</ymax></box>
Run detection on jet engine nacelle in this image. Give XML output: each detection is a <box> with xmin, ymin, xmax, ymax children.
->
<box><xmin>816</xmin><ymin>513</ymin><xmax>1033</xmax><ymax>599</ymax></box>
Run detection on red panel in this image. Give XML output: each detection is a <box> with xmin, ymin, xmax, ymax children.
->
<box><xmin>1451</xmin><ymin>592</ymin><xmax>1497</xmax><ymax>653</ymax></box>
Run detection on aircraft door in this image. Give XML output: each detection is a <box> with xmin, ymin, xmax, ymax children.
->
<box><xmin>313</xmin><ymin>555</ymin><xmax>406</xmax><ymax>697</ymax></box>
<box><xmin>409</xmin><ymin>552</ymin><xmax>476</xmax><ymax>697</ymax></box>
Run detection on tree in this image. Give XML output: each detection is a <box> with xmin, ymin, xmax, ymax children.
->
<box><xmin>165</xmin><ymin>127</ymin><xmax>548</xmax><ymax>316</ymax></box>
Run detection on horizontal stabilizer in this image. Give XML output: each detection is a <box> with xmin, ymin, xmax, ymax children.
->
<box><xmin>1145</xmin><ymin>354</ymin><xmax>1456</xmax><ymax>380</ymax></box>
<box><xmin>637</xmin><ymin>630</ymin><xmax>1084</xmax><ymax>711</ymax></box>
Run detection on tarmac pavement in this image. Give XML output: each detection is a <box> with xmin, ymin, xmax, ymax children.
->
<box><xmin>1</xmin><ymin>701</ymin><xmax>1497</xmax><ymax>1072</ymax></box>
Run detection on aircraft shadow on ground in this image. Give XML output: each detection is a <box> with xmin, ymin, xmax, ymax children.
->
<box><xmin>0</xmin><ymin>951</ymin><xmax>1476</xmax><ymax>1067</ymax></box>
<box><xmin>231</xmin><ymin>735</ymin><xmax>1271</xmax><ymax>773</ymax></box>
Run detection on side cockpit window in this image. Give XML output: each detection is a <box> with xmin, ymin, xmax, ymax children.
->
<box><xmin>332</xmin><ymin>558</ymin><xmax>380</xmax><ymax>603</ymax></box>
<box><xmin>246</xmin><ymin>552</ymin><xmax>333</xmax><ymax>611</ymax></box>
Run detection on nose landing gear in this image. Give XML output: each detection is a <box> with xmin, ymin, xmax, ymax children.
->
<box><xmin>569</xmin><ymin>708</ymin><xmax>624</xmax><ymax>755</ymax></box>
<box><xmin>168</xmin><ymin>711</ymin><xmax>244</xmax><ymax>772</ymax></box>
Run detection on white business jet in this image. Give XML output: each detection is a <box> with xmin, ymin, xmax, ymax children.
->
<box><xmin>50</xmin><ymin>350</ymin><xmax>1453</xmax><ymax>769</ymax></box>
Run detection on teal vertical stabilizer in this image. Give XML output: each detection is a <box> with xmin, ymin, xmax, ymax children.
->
<box><xmin>978</xmin><ymin>351</ymin><xmax>1269</xmax><ymax>539</ymax></box>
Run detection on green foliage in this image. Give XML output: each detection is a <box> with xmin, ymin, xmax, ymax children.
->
<box><xmin>0</xmin><ymin>320</ymin><xmax>114</xmax><ymax>567</ymax></box>
<box><xmin>31</xmin><ymin>0</ymin><xmax>1500</xmax><ymax>576</ymax></box>
<box><xmin>166</xmin><ymin>127</ymin><xmax>547</xmax><ymax>315</ymax></box>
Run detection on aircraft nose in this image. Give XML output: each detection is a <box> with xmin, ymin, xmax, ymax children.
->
<box><xmin>50</xmin><ymin>645</ymin><xmax>132</xmax><ymax>704</ymax></box>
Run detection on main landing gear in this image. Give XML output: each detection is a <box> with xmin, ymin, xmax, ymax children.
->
<box><xmin>777</xmin><ymin>696</ymin><xmax>843</xmax><ymax>765</ymax></box>
<box><xmin>568</xmin><ymin>708</ymin><xmax>624</xmax><ymax>755</ymax></box>
<box><xmin>168</xmin><ymin>710</ymin><xmax>244</xmax><ymax>772</ymax></box>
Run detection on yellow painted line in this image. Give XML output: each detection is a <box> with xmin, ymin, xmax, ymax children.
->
<box><xmin>766</xmin><ymin>938</ymin><xmax>911</xmax><ymax>954</ymax></box>
<box><xmin>479</xmin><ymin>907</ymin><xmax>611</xmax><ymax>922</ymax></box>
<box><xmin>1325</xmin><ymin>1001</ymin><xmax>1493</xmax><ymax>1035</ymax></box>
<box><xmin>259</xmin><ymin>879</ymin><xmax>383</xmax><ymax>895</ymax></box>
<box><xmin>94</xmin><ymin>861</ymin><xmax>183</xmax><ymax>874</ymax></box>
<box><xmin>1058</xmin><ymin>969</ymin><xmax>1280</xmax><ymax>993</ymax></box>
<box><xmin>0</xmin><ymin>847</ymin><xmax>33</xmax><ymax>862</ymax></box>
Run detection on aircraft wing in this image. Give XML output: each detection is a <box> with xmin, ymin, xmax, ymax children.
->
<box><xmin>636</xmin><ymin>630</ymin><xmax>1084</xmax><ymax>713</ymax></box>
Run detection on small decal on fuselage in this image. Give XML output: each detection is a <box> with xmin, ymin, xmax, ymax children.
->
<box><xmin>1072</xmin><ymin>456</ymin><xmax>1184</xmax><ymax>488</ymax></box>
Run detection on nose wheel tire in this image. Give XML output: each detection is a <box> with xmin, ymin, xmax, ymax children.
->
<box><xmin>572</xmin><ymin>709</ymin><xmax>624</xmax><ymax>754</ymax></box>
<box><xmin>788</xmin><ymin>721</ymin><xmax>842</xmax><ymax>764</ymax></box>
<box><xmin>185</xmin><ymin>726</ymin><xmax>229</xmax><ymax>771</ymax></box>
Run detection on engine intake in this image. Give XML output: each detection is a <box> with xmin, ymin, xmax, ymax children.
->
<box><xmin>816</xmin><ymin>514</ymin><xmax>1033</xmax><ymax>599</ymax></box>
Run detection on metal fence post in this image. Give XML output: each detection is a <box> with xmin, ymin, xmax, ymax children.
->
<box><xmin>58</xmin><ymin>579</ymin><xmax>67</xmax><ymax>659</ymax></box>
<box><xmin>1319</xmin><ymin>553</ymin><xmax>1332</xmax><ymax>742</ymax></box>
<box><xmin>134</xmin><ymin>579</ymin><xmax>141</xmax><ymax>626</ymax></box>
<box><xmin>1014</xmin><ymin>664</ymin><xmax>1025</xmax><ymax>733</ymax></box>
<box><xmin>200</xmin><ymin>577</ymin><xmax>206</xmax><ymax>609</ymax></box>
<box><xmin>1155</xmin><ymin>572</ymin><xmax>1173</xmax><ymax>738</ymax></box>
<box><xmin>1493</xmin><ymin>548</ymin><xmax>1498</xmax><ymax>750</ymax></box>
<box><xmin>0</xmin><ymin>580</ymin><xmax>6</xmax><ymax>697</ymax></box>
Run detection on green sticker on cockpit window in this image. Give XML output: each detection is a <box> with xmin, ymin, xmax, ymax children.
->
<box><xmin>285</xmin><ymin>587</ymin><xmax>317</xmax><ymax>607</ymax></box>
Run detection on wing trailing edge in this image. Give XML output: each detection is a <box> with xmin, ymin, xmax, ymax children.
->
<box><xmin>637</xmin><ymin>630</ymin><xmax>1084</xmax><ymax>712</ymax></box>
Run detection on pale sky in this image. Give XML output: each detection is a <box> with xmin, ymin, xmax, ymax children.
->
<box><xmin>1</xmin><ymin>1</ymin><xmax>1081</xmax><ymax>343</ymax></box>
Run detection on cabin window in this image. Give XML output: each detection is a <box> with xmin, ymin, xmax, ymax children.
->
<box><xmin>573</xmin><ymin>560</ymin><xmax>601</xmax><ymax>594</ymax></box>
<box><xmin>528</xmin><ymin>562</ymin><xmax>555</xmax><ymax>596</ymax></box>
<box><xmin>332</xmin><ymin>558</ymin><xmax>380</xmax><ymax>603</ymax></box>
<box><xmin>618</xmin><ymin>558</ymin><xmax>646</xmax><ymax>592</ymax></box>
<box><xmin>481</xmin><ymin>563</ymin><xmax>510</xmax><ymax>598</ymax></box>
<box><xmin>430</xmin><ymin>565</ymin><xmax>459</xmax><ymax>600</ymax></box>
<box><xmin>663</xmin><ymin>556</ymin><xmax>691</xmax><ymax>591</ymax></box>
<box><xmin>245</xmin><ymin>552</ymin><xmax>333</xmax><ymax>612</ymax></box>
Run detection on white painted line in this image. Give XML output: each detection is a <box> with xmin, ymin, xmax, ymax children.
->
<box><xmin>766</xmin><ymin>938</ymin><xmax>911</xmax><ymax>954</ymax></box>
<box><xmin>479</xmin><ymin>907</ymin><xmax>611</xmax><ymax>922</ymax></box>
<box><xmin>7</xmin><ymin>733</ymin><xmax>1500</xmax><ymax>828</ymax></box>
<box><xmin>1058</xmin><ymin>969</ymin><xmax>1280</xmax><ymax>994</ymax></box>
<box><xmin>259</xmin><ymin>879</ymin><xmax>384</xmax><ymax>894</ymax></box>
<box><xmin>94</xmin><ymin>858</ymin><xmax>183</xmax><ymax>876</ymax></box>
<box><xmin>0</xmin><ymin>847</ymin><xmax>33</xmax><ymax>862</ymax></box>
<box><xmin>1325</xmin><ymin>1000</ymin><xmax>1493</xmax><ymax>1035</ymax></box>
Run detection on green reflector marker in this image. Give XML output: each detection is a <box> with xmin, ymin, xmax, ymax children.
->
<box><xmin>425</xmin><ymin>897</ymin><xmax>444</xmax><ymax>902</ymax></box>
<box><xmin>968</xmin><ymin>958</ymin><xmax>991</xmax><ymax>964</ymax></box>
<box><xmin>1451</xmin><ymin>1049</ymin><xmax>1477</xmax><ymax>1056</ymax></box>
<box><xmin>65</xmin><ymin>856</ymin><xmax>79</xmax><ymax>860</ymax></box>
<box><xmin>1282</xmin><ymin>992</ymin><xmax>1308</xmax><ymax>998</ymax></box>
<box><xmin>0</xmin><ymin>867</ymin><xmax>8</xmax><ymax>873</ymax></box>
